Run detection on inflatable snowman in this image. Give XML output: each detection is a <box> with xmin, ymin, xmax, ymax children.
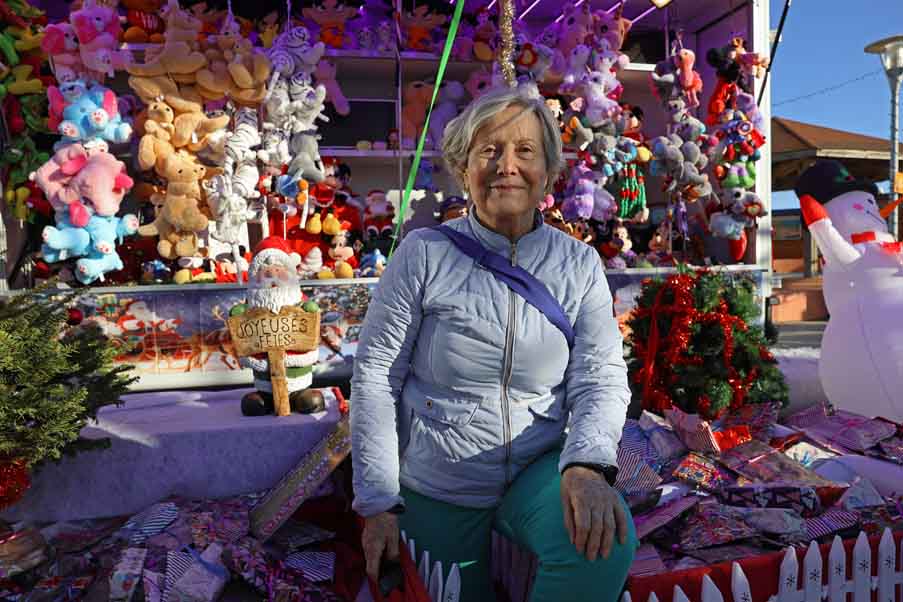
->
<box><xmin>795</xmin><ymin>160</ymin><xmax>903</xmax><ymax>421</ymax></box>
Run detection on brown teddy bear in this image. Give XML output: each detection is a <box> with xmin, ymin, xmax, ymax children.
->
<box><xmin>139</xmin><ymin>194</ymin><xmax>209</xmax><ymax>259</ymax></box>
<box><xmin>139</xmin><ymin>152</ymin><xmax>209</xmax><ymax>259</ymax></box>
<box><xmin>196</xmin><ymin>20</ymin><xmax>271</xmax><ymax>106</ymax></box>
<box><xmin>128</xmin><ymin>76</ymin><xmax>230</xmax><ymax>157</ymax></box>
<box><xmin>400</xmin><ymin>80</ymin><xmax>434</xmax><ymax>148</ymax></box>
<box><xmin>137</xmin><ymin>100</ymin><xmax>175</xmax><ymax>172</ymax></box>
<box><xmin>127</xmin><ymin>0</ymin><xmax>207</xmax><ymax>78</ymax></box>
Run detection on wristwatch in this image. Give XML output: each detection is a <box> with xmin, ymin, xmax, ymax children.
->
<box><xmin>563</xmin><ymin>462</ymin><xmax>619</xmax><ymax>487</ymax></box>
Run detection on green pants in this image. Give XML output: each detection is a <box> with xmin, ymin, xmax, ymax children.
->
<box><xmin>399</xmin><ymin>451</ymin><xmax>638</xmax><ymax>602</ymax></box>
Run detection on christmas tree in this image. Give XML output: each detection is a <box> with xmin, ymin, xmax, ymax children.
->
<box><xmin>625</xmin><ymin>268</ymin><xmax>788</xmax><ymax>419</ymax></box>
<box><xmin>0</xmin><ymin>287</ymin><xmax>136</xmax><ymax>507</ymax></box>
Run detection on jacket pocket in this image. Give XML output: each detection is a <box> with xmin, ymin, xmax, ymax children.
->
<box><xmin>527</xmin><ymin>395</ymin><xmax>565</xmax><ymax>422</ymax></box>
<box><xmin>410</xmin><ymin>396</ymin><xmax>481</xmax><ymax>427</ymax></box>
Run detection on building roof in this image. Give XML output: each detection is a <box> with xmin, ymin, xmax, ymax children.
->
<box><xmin>772</xmin><ymin>117</ymin><xmax>903</xmax><ymax>191</ymax></box>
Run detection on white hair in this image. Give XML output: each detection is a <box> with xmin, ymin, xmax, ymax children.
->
<box><xmin>441</xmin><ymin>84</ymin><xmax>564</xmax><ymax>191</ymax></box>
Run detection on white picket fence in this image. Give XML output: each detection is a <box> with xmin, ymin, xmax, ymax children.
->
<box><xmin>622</xmin><ymin>529</ymin><xmax>903</xmax><ymax>602</ymax></box>
<box><xmin>402</xmin><ymin>528</ymin><xmax>902</xmax><ymax>602</ymax></box>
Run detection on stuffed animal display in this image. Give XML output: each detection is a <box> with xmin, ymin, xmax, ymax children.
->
<box><xmin>21</xmin><ymin>0</ymin><xmax>767</xmax><ymax>289</ymax></box>
<box><xmin>640</xmin><ymin>30</ymin><xmax>769</xmax><ymax>263</ymax></box>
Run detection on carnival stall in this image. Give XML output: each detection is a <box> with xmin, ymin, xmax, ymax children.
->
<box><xmin>0</xmin><ymin>0</ymin><xmax>773</xmax><ymax>390</ymax></box>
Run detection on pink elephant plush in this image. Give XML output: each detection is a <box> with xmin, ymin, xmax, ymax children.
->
<box><xmin>70</xmin><ymin>152</ymin><xmax>134</xmax><ymax>216</ymax></box>
<box><xmin>30</xmin><ymin>143</ymin><xmax>128</xmax><ymax>227</ymax></box>
<box><xmin>31</xmin><ymin>143</ymin><xmax>91</xmax><ymax>224</ymax></box>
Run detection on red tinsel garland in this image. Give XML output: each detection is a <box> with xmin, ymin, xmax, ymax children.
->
<box><xmin>0</xmin><ymin>458</ymin><xmax>30</xmax><ymax>510</ymax></box>
<box><xmin>632</xmin><ymin>272</ymin><xmax>757</xmax><ymax>419</ymax></box>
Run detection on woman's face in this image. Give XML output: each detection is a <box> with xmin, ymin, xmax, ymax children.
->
<box><xmin>463</xmin><ymin>104</ymin><xmax>548</xmax><ymax>226</ymax></box>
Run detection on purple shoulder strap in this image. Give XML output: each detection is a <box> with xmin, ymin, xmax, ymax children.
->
<box><xmin>433</xmin><ymin>225</ymin><xmax>575</xmax><ymax>349</ymax></box>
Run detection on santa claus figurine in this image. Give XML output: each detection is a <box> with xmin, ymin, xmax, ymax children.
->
<box><xmin>230</xmin><ymin>236</ymin><xmax>326</xmax><ymax>416</ymax></box>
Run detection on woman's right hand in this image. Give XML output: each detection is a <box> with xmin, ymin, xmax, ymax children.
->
<box><xmin>362</xmin><ymin>511</ymin><xmax>400</xmax><ymax>581</ymax></box>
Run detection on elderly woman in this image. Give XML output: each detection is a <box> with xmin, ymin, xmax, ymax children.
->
<box><xmin>351</xmin><ymin>86</ymin><xmax>637</xmax><ymax>601</ymax></box>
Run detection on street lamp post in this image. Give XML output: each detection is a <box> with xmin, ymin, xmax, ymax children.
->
<box><xmin>866</xmin><ymin>35</ymin><xmax>903</xmax><ymax>237</ymax></box>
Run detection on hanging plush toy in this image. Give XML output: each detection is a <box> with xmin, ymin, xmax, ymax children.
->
<box><xmin>314</xmin><ymin>59</ymin><xmax>349</xmax><ymax>116</ymax></box>
<box><xmin>121</xmin><ymin>0</ymin><xmax>166</xmax><ymax>44</ymax></box>
<box><xmin>673</xmin><ymin>48</ymin><xmax>703</xmax><ymax>108</ymax></box>
<box><xmin>50</xmin><ymin>79</ymin><xmax>133</xmax><ymax>148</ymax></box>
<box><xmin>36</xmin><ymin>147</ymin><xmax>139</xmax><ymax>284</ymax></box>
<box><xmin>705</xmin><ymin>42</ymin><xmax>743</xmax><ymax>126</ymax></box>
<box><xmin>729</xmin><ymin>37</ymin><xmax>769</xmax><ymax>79</ymax></box>
<box><xmin>703</xmin><ymin>34</ymin><xmax>768</xmax><ymax>261</ymax></box>
<box><xmin>41</xmin><ymin>23</ymin><xmax>88</xmax><ymax>82</ymax></box>
<box><xmin>70</xmin><ymin>0</ymin><xmax>130</xmax><ymax>80</ymax></box>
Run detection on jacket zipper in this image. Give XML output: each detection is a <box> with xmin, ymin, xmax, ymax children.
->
<box><xmin>501</xmin><ymin>242</ymin><xmax>517</xmax><ymax>486</ymax></box>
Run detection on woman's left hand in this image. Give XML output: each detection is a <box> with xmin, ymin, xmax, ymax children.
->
<box><xmin>560</xmin><ymin>466</ymin><xmax>628</xmax><ymax>562</ymax></box>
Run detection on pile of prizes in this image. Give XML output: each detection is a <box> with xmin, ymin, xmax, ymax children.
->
<box><xmin>4</xmin><ymin>404</ymin><xmax>903</xmax><ymax>599</ymax></box>
<box><xmin>614</xmin><ymin>400</ymin><xmax>903</xmax><ymax>578</ymax></box>
<box><xmin>22</xmin><ymin>0</ymin><xmax>398</xmax><ymax>288</ymax></box>
<box><xmin>0</xmin><ymin>483</ymin><xmax>363</xmax><ymax>601</ymax></box>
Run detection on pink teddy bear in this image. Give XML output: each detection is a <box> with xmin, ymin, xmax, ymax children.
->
<box><xmin>41</xmin><ymin>23</ymin><xmax>88</xmax><ymax>82</ymax></box>
<box><xmin>71</xmin><ymin>0</ymin><xmax>129</xmax><ymax>79</ymax></box>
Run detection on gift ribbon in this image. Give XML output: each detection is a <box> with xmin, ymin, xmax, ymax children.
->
<box><xmin>712</xmin><ymin>425</ymin><xmax>752</xmax><ymax>451</ymax></box>
<box><xmin>388</xmin><ymin>0</ymin><xmax>465</xmax><ymax>258</ymax></box>
<box><xmin>181</xmin><ymin>545</ymin><xmax>229</xmax><ymax>580</ymax></box>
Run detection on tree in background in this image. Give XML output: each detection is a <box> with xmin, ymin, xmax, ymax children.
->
<box><xmin>0</xmin><ymin>288</ymin><xmax>136</xmax><ymax>509</ymax></box>
<box><xmin>626</xmin><ymin>268</ymin><xmax>788</xmax><ymax>419</ymax></box>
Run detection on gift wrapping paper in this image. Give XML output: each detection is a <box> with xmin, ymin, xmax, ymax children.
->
<box><xmin>673</xmin><ymin>452</ymin><xmax>736</xmax><ymax>491</ymax></box>
<box><xmin>250</xmin><ymin>411</ymin><xmax>350</xmax><ymax>541</ymax></box>
<box><xmin>169</xmin><ymin>544</ymin><xmax>228</xmax><ymax>602</ymax></box>
<box><xmin>109</xmin><ymin>547</ymin><xmax>147</xmax><ymax>602</ymax></box>
<box><xmin>679</xmin><ymin>502</ymin><xmax>758</xmax><ymax>550</ymax></box>
<box><xmin>717</xmin><ymin>484</ymin><xmax>822</xmax><ymax>517</ymax></box>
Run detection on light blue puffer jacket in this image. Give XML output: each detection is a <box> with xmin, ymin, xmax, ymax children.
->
<box><xmin>350</xmin><ymin>210</ymin><xmax>631</xmax><ymax>517</ymax></box>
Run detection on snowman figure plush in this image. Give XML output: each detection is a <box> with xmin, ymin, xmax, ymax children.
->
<box><xmin>795</xmin><ymin>160</ymin><xmax>903</xmax><ymax>421</ymax></box>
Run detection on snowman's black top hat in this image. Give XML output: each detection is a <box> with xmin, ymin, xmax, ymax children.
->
<box><xmin>794</xmin><ymin>160</ymin><xmax>879</xmax><ymax>205</ymax></box>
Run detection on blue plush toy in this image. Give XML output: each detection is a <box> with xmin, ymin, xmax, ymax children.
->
<box><xmin>75</xmin><ymin>250</ymin><xmax>124</xmax><ymax>285</ymax></box>
<box><xmin>42</xmin><ymin>213</ymin><xmax>139</xmax><ymax>284</ymax></box>
<box><xmin>359</xmin><ymin>249</ymin><xmax>387</xmax><ymax>277</ymax></box>
<box><xmin>415</xmin><ymin>159</ymin><xmax>437</xmax><ymax>191</ymax></box>
<box><xmin>74</xmin><ymin>213</ymin><xmax>138</xmax><ymax>284</ymax></box>
<box><xmin>57</xmin><ymin>80</ymin><xmax>132</xmax><ymax>148</ymax></box>
<box><xmin>41</xmin><ymin>214</ymin><xmax>92</xmax><ymax>262</ymax></box>
<box><xmin>85</xmin><ymin>214</ymin><xmax>139</xmax><ymax>256</ymax></box>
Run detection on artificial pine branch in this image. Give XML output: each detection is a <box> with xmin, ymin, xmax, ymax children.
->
<box><xmin>0</xmin><ymin>287</ymin><xmax>137</xmax><ymax>469</ymax></box>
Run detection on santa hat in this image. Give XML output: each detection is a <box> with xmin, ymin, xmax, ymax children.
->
<box><xmin>249</xmin><ymin>236</ymin><xmax>301</xmax><ymax>276</ymax></box>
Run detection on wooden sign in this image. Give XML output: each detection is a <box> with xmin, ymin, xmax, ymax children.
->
<box><xmin>228</xmin><ymin>306</ymin><xmax>321</xmax><ymax>416</ymax></box>
<box><xmin>894</xmin><ymin>172</ymin><xmax>903</xmax><ymax>195</ymax></box>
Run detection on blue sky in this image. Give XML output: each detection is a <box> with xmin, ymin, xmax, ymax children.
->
<box><xmin>768</xmin><ymin>0</ymin><xmax>903</xmax><ymax>209</ymax></box>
